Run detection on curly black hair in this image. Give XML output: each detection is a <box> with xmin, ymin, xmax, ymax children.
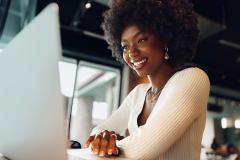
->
<box><xmin>101</xmin><ymin>0</ymin><xmax>199</xmax><ymax>69</ymax></box>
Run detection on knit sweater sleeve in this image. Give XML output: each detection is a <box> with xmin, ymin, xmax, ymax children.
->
<box><xmin>90</xmin><ymin>85</ymin><xmax>141</xmax><ymax>136</ymax></box>
<box><xmin>117</xmin><ymin>68</ymin><xmax>210</xmax><ymax>159</ymax></box>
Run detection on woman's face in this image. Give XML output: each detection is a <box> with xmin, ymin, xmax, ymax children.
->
<box><xmin>121</xmin><ymin>25</ymin><xmax>166</xmax><ymax>77</ymax></box>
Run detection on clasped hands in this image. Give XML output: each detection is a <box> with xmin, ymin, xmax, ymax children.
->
<box><xmin>84</xmin><ymin>130</ymin><xmax>120</xmax><ymax>157</ymax></box>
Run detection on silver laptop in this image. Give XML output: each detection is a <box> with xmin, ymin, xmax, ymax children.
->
<box><xmin>0</xmin><ymin>3</ymin><xmax>67</xmax><ymax>160</ymax></box>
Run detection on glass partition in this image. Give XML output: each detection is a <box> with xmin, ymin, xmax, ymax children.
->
<box><xmin>69</xmin><ymin>60</ymin><xmax>121</xmax><ymax>146</ymax></box>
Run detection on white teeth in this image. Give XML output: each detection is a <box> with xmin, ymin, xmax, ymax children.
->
<box><xmin>133</xmin><ymin>58</ymin><xmax>147</xmax><ymax>66</ymax></box>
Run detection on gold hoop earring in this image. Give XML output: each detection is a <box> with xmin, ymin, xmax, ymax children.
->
<box><xmin>164</xmin><ymin>47</ymin><xmax>169</xmax><ymax>60</ymax></box>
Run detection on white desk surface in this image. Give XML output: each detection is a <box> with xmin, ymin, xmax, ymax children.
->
<box><xmin>68</xmin><ymin>148</ymin><xmax>133</xmax><ymax>160</ymax></box>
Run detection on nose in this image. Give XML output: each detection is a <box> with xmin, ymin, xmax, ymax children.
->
<box><xmin>128</xmin><ymin>44</ymin><xmax>139</xmax><ymax>58</ymax></box>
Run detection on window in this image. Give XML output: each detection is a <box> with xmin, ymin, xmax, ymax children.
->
<box><xmin>69</xmin><ymin>61</ymin><xmax>121</xmax><ymax>145</ymax></box>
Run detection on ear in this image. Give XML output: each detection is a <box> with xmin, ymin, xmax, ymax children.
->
<box><xmin>157</xmin><ymin>38</ymin><xmax>168</xmax><ymax>53</ymax></box>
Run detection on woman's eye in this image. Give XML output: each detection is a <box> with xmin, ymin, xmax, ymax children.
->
<box><xmin>138</xmin><ymin>38</ymin><xmax>148</xmax><ymax>44</ymax></box>
<box><xmin>122</xmin><ymin>46</ymin><xmax>129</xmax><ymax>53</ymax></box>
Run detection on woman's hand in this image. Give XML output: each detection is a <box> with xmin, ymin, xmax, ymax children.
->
<box><xmin>84</xmin><ymin>130</ymin><xmax>119</xmax><ymax>157</ymax></box>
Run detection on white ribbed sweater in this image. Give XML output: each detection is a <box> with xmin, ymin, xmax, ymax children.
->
<box><xmin>91</xmin><ymin>67</ymin><xmax>210</xmax><ymax>160</ymax></box>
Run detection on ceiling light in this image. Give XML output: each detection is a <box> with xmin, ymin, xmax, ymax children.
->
<box><xmin>235</xmin><ymin>119</ymin><xmax>240</xmax><ymax>128</ymax></box>
<box><xmin>219</xmin><ymin>39</ymin><xmax>240</xmax><ymax>50</ymax></box>
<box><xmin>221</xmin><ymin>118</ymin><xmax>227</xmax><ymax>129</ymax></box>
<box><xmin>85</xmin><ymin>2</ymin><xmax>91</xmax><ymax>9</ymax></box>
<box><xmin>221</xmin><ymin>118</ymin><xmax>234</xmax><ymax>129</ymax></box>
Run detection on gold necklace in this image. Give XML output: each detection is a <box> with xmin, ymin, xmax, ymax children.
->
<box><xmin>147</xmin><ymin>87</ymin><xmax>162</xmax><ymax>103</ymax></box>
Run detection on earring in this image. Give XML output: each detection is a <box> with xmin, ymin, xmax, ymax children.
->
<box><xmin>164</xmin><ymin>47</ymin><xmax>169</xmax><ymax>60</ymax></box>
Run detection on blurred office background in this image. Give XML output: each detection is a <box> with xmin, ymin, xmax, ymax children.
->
<box><xmin>0</xmin><ymin>0</ymin><xmax>240</xmax><ymax>159</ymax></box>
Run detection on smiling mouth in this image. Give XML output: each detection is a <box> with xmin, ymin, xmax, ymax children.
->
<box><xmin>131</xmin><ymin>58</ymin><xmax>148</xmax><ymax>70</ymax></box>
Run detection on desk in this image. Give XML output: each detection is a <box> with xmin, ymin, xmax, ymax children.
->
<box><xmin>68</xmin><ymin>148</ymin><xmax>132</xmax><ymax>160</ymax></box>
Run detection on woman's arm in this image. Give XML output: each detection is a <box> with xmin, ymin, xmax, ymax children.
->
<box><xmin>91</xmin><ymin>84</ymin><xmax>144</xmax><ymax>135</ymax></box>
<box><xmin>84</xmin><ymin>85</ymin><xmax>142</xmax><ymax>157</ymax></box>
<box><xmin>90</xmin><ymin>84</ymin><xmax>141</xmax><ymax>136</ymax></box>
<box><xmin>117</xmin><ymin>68</ymin><xmax>210</xmax><ymax>159</ymax></box>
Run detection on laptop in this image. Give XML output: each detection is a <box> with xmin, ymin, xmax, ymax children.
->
<box><xmin>0</xmin><ymin>3</ymin><xmax>67</xmax><ymax>160</ymax></box>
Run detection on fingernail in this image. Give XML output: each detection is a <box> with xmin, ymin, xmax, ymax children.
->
<box><xmin>108</xmin><ymin>149</ymin><xmax>113</xmax><ymax>155</ymax></box>
<box><xmin>114</xmin><ymin>148</ymin><xmax>119</xmax><ymax>155</ymax></box>
<box><xmin>99</xmin><ymin>151</ymin><xmax>105</xmax><ymax>157</ymax></box>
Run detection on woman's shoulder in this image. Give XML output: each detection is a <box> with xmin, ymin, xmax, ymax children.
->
<box><xmin>133</xmin><ymin>83</ymin><xmax>151</xmax><ymax>92</ymax></box>
<box><xmin>135</xmin><ymin>83</ymin><xmax>150</xmax><ymax>89</ymax></box>
<box><xmin>169</xmin><ymin>67</ymin><xmax>210</xmax><ymax>89</ymax></box>
<box><xmin>128</xmin><ymin>83</ymin><xmax>150</xmax><ymax>96</ymax></box>
<box><xmin>161</xmin><ymin>67</ymin><xmax>210</xmax><ymax>103</ymax></box>
<box><xmin>125</xmin><ymin>83</ymin><xmax>150</xmax><ymax>102</ymax></box>
<box><xmin>175</xmin><ymin>67</ymin><xmax>209</xmax><ymax>80</ymax></box>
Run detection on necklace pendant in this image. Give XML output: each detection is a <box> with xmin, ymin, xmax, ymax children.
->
<box><xmin>148</xmin><ymin>89</ymin><xmax>161</xmax><ymax>104</ymax></box>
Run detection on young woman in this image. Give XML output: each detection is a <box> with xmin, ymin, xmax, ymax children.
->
<box><xmin>84</xmin><ymin>0</ymin><xmax>210</xmax><ymax>159</ymax></box>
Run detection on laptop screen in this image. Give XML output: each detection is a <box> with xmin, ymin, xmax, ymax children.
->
<box><xmin>0</xmin><ymin>3</ymin><xmax>67</xmax><ymax>160</ymax></box>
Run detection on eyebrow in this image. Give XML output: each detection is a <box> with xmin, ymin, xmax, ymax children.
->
<box><xmin>121</xmin><ymin>31</ymin><xmax>144</xmax><ymax>43</ymax></box>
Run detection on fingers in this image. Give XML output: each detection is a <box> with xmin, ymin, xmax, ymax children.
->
<box><xmin>99</xmin><ymin>130</ymin><xmax>110</xmax><ymax>156</ymax></box>
<box><xmin>91</xmin><ymin>134</ymin><xmax>102</xmax><ymax>154</ymax></box>
<box><xmin>109</xmin><ymin>131</ymin><xmax>115</xmax><ymax>135</ymax></box>
<box><xmin>87</xmin><ymin>130</ymin><xmax>120</xmax><ymax>157</ymax></box>
<box><xmin>107</xmin><ymin>133</ymin><xmax>118</xmax><ymax>156</ymax></box>
<box><xmin>84</xmin><ymin>135</ymin><xmax>95</xmax><ymax>148</ymax></box>
<box><xmin>113</xmin><ymin>147</ymin><xmax>120</xmax><ymax>156</ymax></box>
